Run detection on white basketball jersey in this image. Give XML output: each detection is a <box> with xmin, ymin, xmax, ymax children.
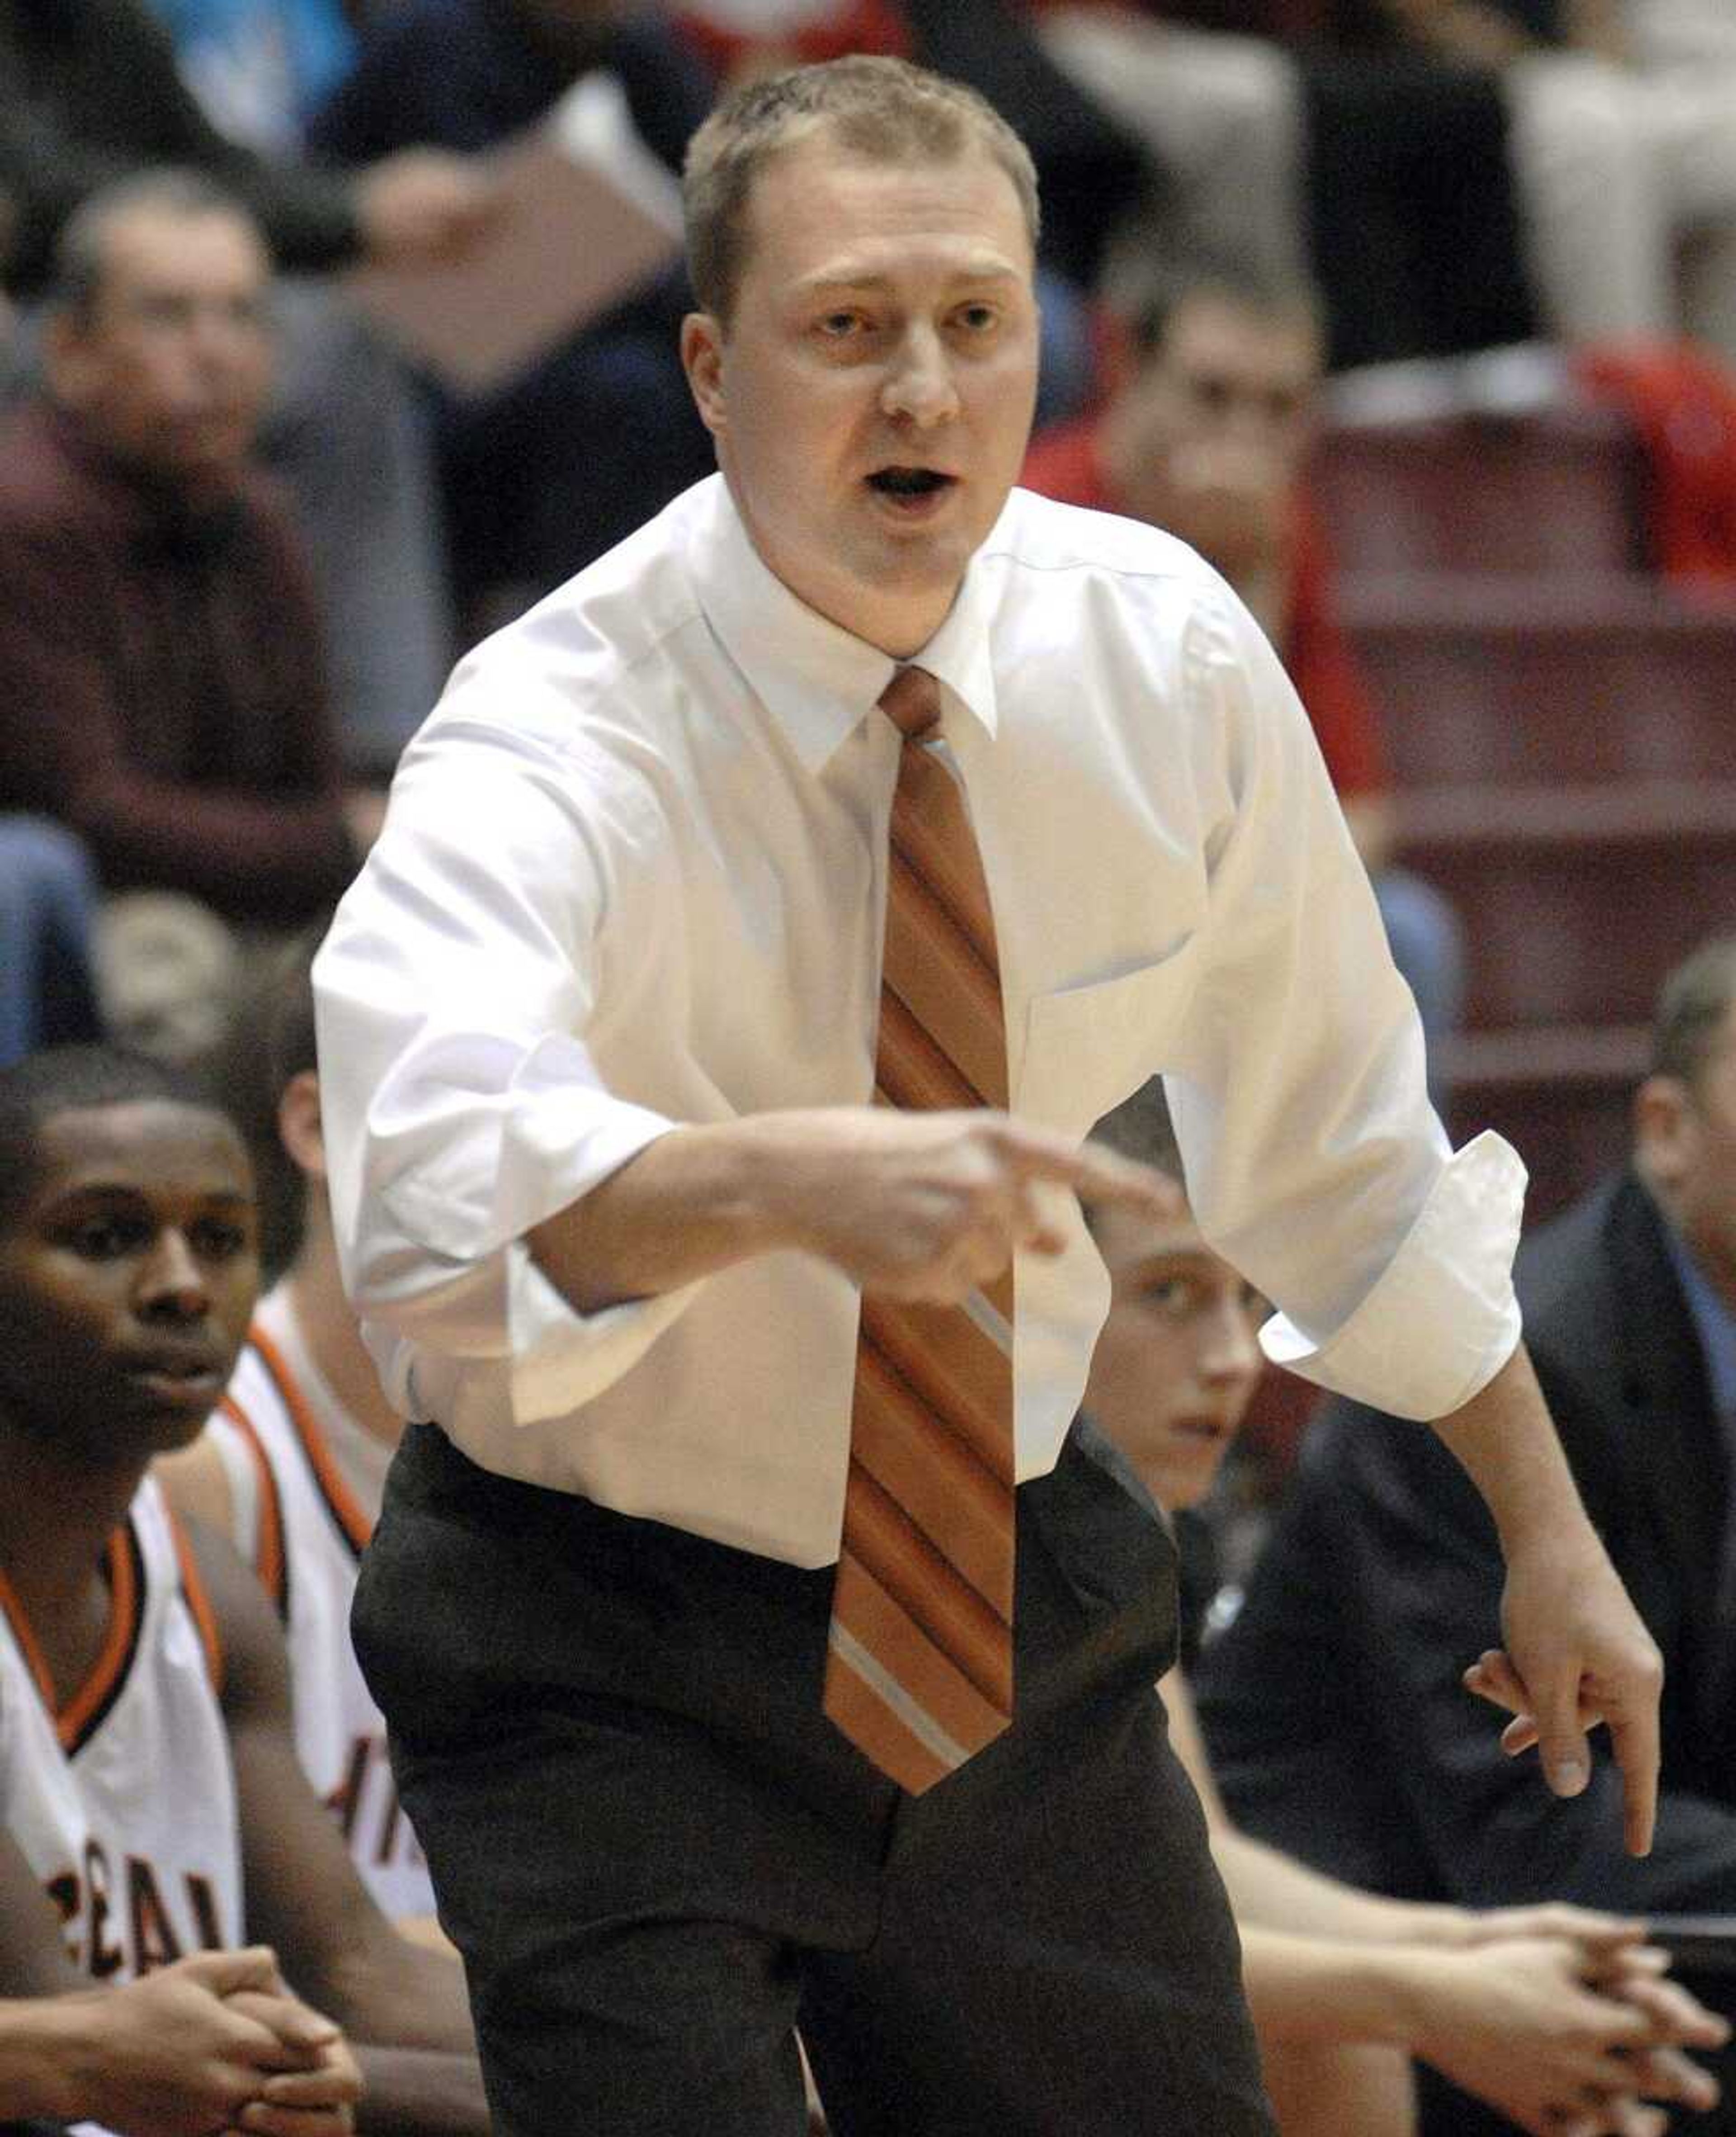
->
<box><xmin>214</xmin><ymin>1291</ymin><xmax>435</xmax><ymax>1918</ymax></box>
<box><xmin>0</xmin><ymin>1478</ymin><xmax>244</xmax><ymax>1979</ymax></box>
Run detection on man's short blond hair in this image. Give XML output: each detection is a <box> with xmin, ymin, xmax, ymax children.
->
<box><xmin>683</xmin><ymin>55</ymin><xmax>1041</xmax><ymax>329</ymax></box>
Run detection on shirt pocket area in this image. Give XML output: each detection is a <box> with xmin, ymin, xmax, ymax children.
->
<box><xmin>1017</xmin><ymin>941</ymin><xmax>1200</xmax><ymax>1139</ymax></box>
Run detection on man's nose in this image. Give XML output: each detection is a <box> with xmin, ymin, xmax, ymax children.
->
<box><xmin>881</xmin><ymin>326</ymin><xmax>960</xmax><ymax>427</ymax></box>
<box><xmin>137</xmin><ymin>1230</ymin><xmax>209</xmax><ymax>1320</ymax></box>
<box><xmin>188</xmin><ymin>303</ymin><xmax>256</xmax><ymax>373</ymax></box>
<box><xmin>1199</xmin><ymin>1299</ymin><xmax>1261</xmax><ymax>1386</ymax></box>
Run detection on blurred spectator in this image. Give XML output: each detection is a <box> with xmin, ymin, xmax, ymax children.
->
<box><xmin>1022</xmin><ymin>248</ymin><xmax>1465</xmax><ymax>1079</ymax></box>
<box><xmin>311</xmin><ymin>0</ymin><xmax>719</xmax><ymax>615</ymax></box>
<box><xmin>0</xmin><ymin>0</ymin><xmax>491</xmax><ymax>298</ymax></box>
<box><xmin>0</xmin><ymin>819</ymin><xmax>104</xmax><ymax>1070</ymax></box>
<box><xmin>1029</xmin><ymin>2</ymin><xmax>1311</xmax><ymax>293</ymax></box>
<box><xmin>0</xmin><ymin>173</ymin><xmax>370</xmax><ymax>1060</ymax></box>
<box><xmin>0</xmin><ymin>0</ymin><xmax>495</xmax><ymax>770</ymax></box>
<box><xmin>1030</xmin><ymin>0</ymin><xmax>1539</xmax><ymax>371</ymax></box>
<box><xmin>1335</xmin><ymin>2</ymin><xmax>1736</xmax><ymax>370</ymax></box>
<box><xmin>146</xmin><ymin>0</ymin><xmax>361</xmax><ymax>152</ymax></box>
<box><xmin>1195</xmin><ymin>931</ymin><xmax>1736</xmax><ymax>2133</ymax></box>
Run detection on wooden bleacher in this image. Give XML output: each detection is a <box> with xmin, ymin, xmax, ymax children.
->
<box><xmin>1320</xmin><ymin>348</ymin><xmax>1736</xmax><ymax>1223</ymax></box>
<box><xmin>1239</xmin><ymin>348</ymin><xmax>1736</xmax><ymax>1469</ymax></box>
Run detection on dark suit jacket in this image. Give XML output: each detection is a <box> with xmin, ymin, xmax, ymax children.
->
<box><xmin>1196</xmin><ymin>1167</ymin><xmax>1736</xmax><ymax>1912</ymax></box>
<box><xmin>1195</xmin><ymin>1168</ymin><xmax>1736</xmax><ymax>2130</ymax></box>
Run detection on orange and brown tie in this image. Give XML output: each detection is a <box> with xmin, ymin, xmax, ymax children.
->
<box><xmin>821</xmin><ymin>665</ymin><xmax>1017</xmax><ymax>1795</ymax></box>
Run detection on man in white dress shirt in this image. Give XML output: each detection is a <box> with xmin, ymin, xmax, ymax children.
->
<box><xmin>313</xmin><ymin>54</ymin><xmax>1665</xmax><ymax>2137</ymax></box>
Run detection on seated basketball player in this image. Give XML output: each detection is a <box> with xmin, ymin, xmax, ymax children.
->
<box><xmin>1082</xmin><ymin>1079</ymin><xmax>1730</xmax><ymax>2137</ymax></box>
<box><xmin>0</xmin><ymin>1044</ymin><xmax>489</xmax><ymax>2133</ymax></box>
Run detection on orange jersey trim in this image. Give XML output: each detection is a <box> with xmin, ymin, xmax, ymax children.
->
<box><xmin>249</xmin><ymin>1324</ymin><xmax>373</xmax><ymax>1560</ymax></box>
<box><xmin>218</xmin><ymin>1392</ymin><xmax>288</xmax><ymax>1617</ymax></box>
<box><xmin>0</xmin><ymin>1564</ymin><xmax>58</xmax><ymax>1715</ymax></box>
<box><xmin>165</xmin><ymin>1505</ymin><xmax>224</xmax><ymax>1698</ymax></box>
<box><xmin>0</xmin><ymin>1529</ymin><xmax>143</xmax><ymax>1753</ymax></box>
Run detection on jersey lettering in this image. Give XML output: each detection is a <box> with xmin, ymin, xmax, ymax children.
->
<box><xmin>128</xmin><ymin>1853</ymin><xmax>184</xmax><ymax>1971</ymax></box>
<box><xmin>323</xmin><ymin>1730</ymin><xmax>422</xmax><ymax>1870</ymax></box>
<box><xmin>84</xmin><ymin>1839</ymin><xmax>125</xmax><ymax>1977</ymax></box>
<box><xmin>46</xmin><ymin>1869</ymin><xmax>78</xmax><ymax>1938</ymax></box>
<box><xmin>42</xmin><ymin>1853</ymin><xmax>228</xmax><ymax>1975</ymax></box>
<box><xmin>185</xmin><ymin>1869</ymin><xmax>225</xmax><ymax>1952</ymax></box>
<box><xmin>325</xmin><ymin>1733</ymin><xmax>371</xmax><ymax>1841</ymax></box>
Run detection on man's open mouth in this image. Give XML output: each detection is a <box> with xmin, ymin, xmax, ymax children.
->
<box><xmin>867</xmin><ymin>467</ymin><xmax>953</xmax><ymax>497</ymax></box>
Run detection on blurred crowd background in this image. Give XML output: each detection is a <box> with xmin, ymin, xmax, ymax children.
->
<box><xmin>6</xmin><ymin>10</ymin><xmax>1736</xmax><ymax>2128</ymax></box>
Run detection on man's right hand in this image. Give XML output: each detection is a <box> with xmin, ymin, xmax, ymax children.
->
<box><xmin>760</xmin><ymin>1107</ymin><xmax>1180</xmax><ymax>1302</ymax></box>
<box><xmin>532</xmin><ymin>1106</ymin><xmax>1180</xmax><ymax>1317</ymax></box>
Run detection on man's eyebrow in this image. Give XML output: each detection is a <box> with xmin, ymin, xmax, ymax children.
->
<box><xmin>795</xmin><ymin>261</ymin><xmax>1025</xmax><ymax>297</ymax></box>
<box><xmin>1132</xmin><ymin>1248</ymin><xmax>1214</xmax><ymax>1275</ymax></box>
<box><xmin>45</xmin><ymin>1182</ymin><xmax>253</xmax><ymax>1208</ymax></box>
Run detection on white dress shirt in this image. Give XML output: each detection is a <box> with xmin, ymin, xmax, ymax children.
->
<box><xmin>315</xmin><ymin>474</ymin><xmax>1525</xmax><ymax>1567</ymax></box>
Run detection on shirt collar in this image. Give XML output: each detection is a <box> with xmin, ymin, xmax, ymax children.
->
<box><xmin>687</xmin><ymin>474</ymin><xmax>1000</xmax><ymax>772</ymax></box>
<box><xmin>1661</xmin><ymin>1212</ymin><xmax>1736</xmax><ymax>1421</ymax></box>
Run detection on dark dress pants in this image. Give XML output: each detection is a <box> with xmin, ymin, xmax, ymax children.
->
<box><xmin>354</xmin><ymin>1418</ymin><xmax>1275</xmax><ymax>2137</ymax></box>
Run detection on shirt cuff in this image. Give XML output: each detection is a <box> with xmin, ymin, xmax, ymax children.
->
<box><xmin>1260</xmin><ymin>1130</ymin><xmax>1528</xmax><ymax>1419</ymax></box>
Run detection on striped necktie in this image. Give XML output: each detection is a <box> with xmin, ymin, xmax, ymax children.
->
<box><xmin>821</xmin><ymin>665</ymin><xmax>1017</xmax><ymax>1794</ymax></box>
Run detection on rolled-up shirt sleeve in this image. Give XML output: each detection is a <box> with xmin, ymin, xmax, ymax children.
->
<box><xmin>313</xmin><ymin>712</ymin><xmax>700</xmax><ymax>1414</ymax></box>
<box><xmin>1163</xmin><ymin>582</ymin><xmax>1525</xmax><ymax>1423</ymax></box>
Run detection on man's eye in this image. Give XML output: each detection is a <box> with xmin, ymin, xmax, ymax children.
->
<box><xmin>193</xmin><ymin>1222</ymin><xmax>250</xmax><ymax>1261</ymax></box>
<box><xmin>955</xmin><ymin>304</ymin><xmax>998</xmax><ymax>333</ymax></box>
<box><xmin>818</xmin><ymin>312</ymin><xmax>864</xmax><ymax>339</ymax></box>
<box><xmin>1143</xmin><ymin>1278</ymin><xmax>1197</xmax><ymax>1317</ymax></box>
<box><xmin>68</xmin><ymin>1218</ymin><xmax>145</xmax><ymax>1260</ymax></box>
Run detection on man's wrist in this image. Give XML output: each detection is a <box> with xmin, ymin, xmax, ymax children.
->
<box><xmin>1390</xmin><ymin>1901</ymin><xmax>1479</xmax><ymax>1951</ymax></box>
<box><xmin>1340</xmin><ymin>1942</ymin><xmax>1438</xmax><ymax>2048</ymax></box>
<box><xmin>1428</xmin><ymin>1342</ymin><xmax>1591</xmax><ymax>1556</ymax></box>
<box><xmin>1</xmin><ymin>1995</ymin><xmax>92</xmax><ymax>2121</ymax></box>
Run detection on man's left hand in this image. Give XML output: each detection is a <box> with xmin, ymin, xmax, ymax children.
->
<box><xmin>1464</xmin><ymin>1528</ymin><xmax>1663</xmax><ymax>1856</ymax></box>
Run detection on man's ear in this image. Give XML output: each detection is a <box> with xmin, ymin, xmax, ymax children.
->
<box><xmin>276</xmin><ymin>1068</ymin><xmax>326</xmax><ymax>1184</ymax></box>
<box><xmin>42</xmin><ymin>312</ymin><xmax>93</xmax><ymax>409</ymax></box>
<box><xmin>1633</xmin><ymin>1072</ymin><xmax>1694</xmax><ymax>1187</ymax></box>
<box><xmin>681</xmin><ymin>311</ymin><xmax>727</xmax><ymax>439</ymax></box>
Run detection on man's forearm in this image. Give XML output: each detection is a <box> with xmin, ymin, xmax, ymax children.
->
<box><xmin>1237</xmin><ymin>1928</ymin><xmax>1434</xmax><ymax>2047</ymax></box>
<box><xmin>528</xmin><ymin>1118</ymin><xmax>797</xmax><ymax>1314</ymax></box>
<box><xmin>1214</xmin><ymin>1825</ymin><xmax>1452</xmax><ymax>1950</ymax></box>
<box><xmin>529</xmin><ymin>1106</ymin><xmax>1172</xmax><ymax>1319</ymax></box>
<box><xmin>1427</xmin><ymin>1342</ymin><xmax>1590</xmax><ymax>1555</ymax></box>
<box><xmin>354</xmin><ymin>2046</ymin><xmax>490</xmax><ymax>2137</ymax></box>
